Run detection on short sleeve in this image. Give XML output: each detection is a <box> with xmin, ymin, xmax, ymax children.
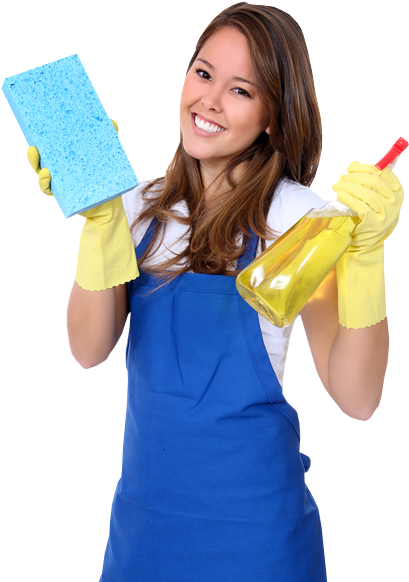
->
<box><xmin>122</xmin><ymin>180</ymin><xmax>159</xmax><ymax>248</ymax></box>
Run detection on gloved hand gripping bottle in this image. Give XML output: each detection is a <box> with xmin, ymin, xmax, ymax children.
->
<box><xmin>236</xmin><ymin>138</ymin><xmax>408</xmax><ymax>328</ymax></box>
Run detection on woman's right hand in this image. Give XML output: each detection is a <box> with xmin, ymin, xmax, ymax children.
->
<box><xmin>27</xmin><ymin>118</ymin><xmax>119</xmax><ymax>201</ymax></box>
<box><xmin>26</xmin><ymin>118</ymin><xmax>139</xmax><ymax>292</ymax></box>
<box><xmin>27</xmin><ymin>145</ymin><xmax>53</xmax><ymax>195</ymax></box>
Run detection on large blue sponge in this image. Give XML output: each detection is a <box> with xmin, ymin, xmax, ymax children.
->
<box><xmin>2</xmin><ymin>54</ymin><xmax>139</xmax><ymax>218</ymax></box>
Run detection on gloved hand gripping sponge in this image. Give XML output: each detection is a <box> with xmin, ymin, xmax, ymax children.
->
<box><xmin>2</xmin><ymin>54</ymin><xmax>138</xmax><ymax>218</ymax></box>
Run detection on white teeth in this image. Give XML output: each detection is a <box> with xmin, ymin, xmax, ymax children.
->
<box><xmin>194</xmin><ymin>114</ymin><xmax>225</xmax><ymax>133</ymax></box>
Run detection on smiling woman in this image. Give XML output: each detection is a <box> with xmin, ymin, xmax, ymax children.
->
<box><xmin>90</xmin><ymin>4</ymin><xmax>329</xmax><ymax>581</ymax></box>
<box><xmin>31</xmin><ymin>2</ymin><xmax>403</xmax><ymax>581</ymax></box>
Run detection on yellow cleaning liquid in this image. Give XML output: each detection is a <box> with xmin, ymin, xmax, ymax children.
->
<box><xmin>236</xmin><ymin>202</ymin><xmax>361</xmax><ymax>327</ymax></box>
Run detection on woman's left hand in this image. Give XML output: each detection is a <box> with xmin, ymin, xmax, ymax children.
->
<box><xmin>332</xmin><ymin>162</ymin><xmax>404</xmax><ymax>253</ymax></box>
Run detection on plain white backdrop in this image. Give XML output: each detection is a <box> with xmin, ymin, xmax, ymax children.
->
<box><xmin>1</xmin><ymin>0</ymin><xmax>408</xmax><ymax>580</ymax></box>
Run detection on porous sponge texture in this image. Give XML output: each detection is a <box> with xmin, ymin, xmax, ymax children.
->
<box><xmin>2</xmin><ymin>54</ymin><xmax>139</xmax><ymax>218</ymax></box>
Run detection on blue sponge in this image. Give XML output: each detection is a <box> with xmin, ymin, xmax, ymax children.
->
<box><xmin>2</xmin><ymin>54</ymin><xmax>139</xmax><ymax>218</ymax></box>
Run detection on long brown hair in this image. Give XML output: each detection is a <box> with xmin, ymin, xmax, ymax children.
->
<box><xmin>130</xmin><ymin>2</ymin><xmax>321</xmax><ymax>283</ymax></box>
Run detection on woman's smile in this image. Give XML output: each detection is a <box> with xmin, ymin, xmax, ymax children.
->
<box><xmin>191</xmin><ymin>112</ymin><xmax>227</xmax><ymax>136</ymax></box>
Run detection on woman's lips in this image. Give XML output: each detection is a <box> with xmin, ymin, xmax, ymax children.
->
<box><xmin>194</xmin><ymin>112</ymin><xmax>226</xmax><ymax>129</ymax></box>
<box><xmin>191</xmin><ymin>113</ymin><xmax>227</xmax><ymax>137</ymax></box>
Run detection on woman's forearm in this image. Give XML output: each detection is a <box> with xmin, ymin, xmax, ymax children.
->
<box><xmin>327</xmin><ymin>319</ymin><xmax>389</xmax><ymax>420</ymax></box>
<box><xmin>67</xmin><ymin>280</ymin><xmax>127</xmax><ymax>369</ymax></box>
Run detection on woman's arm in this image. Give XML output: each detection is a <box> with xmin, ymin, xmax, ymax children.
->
<box><xmin>67</xmin><ymin>281</ymin><xmax>130</xmax><ymax>369</ymax></box>
<box><xmin>300</xmin><ymin>266</ymin><xmax>389</xmax><ymax>420</ymax></box>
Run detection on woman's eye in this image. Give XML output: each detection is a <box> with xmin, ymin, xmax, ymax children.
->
<box><xmin>233</xmin><ymin>87</ymin><xmax>250</xmax><ymax>97</ymax></box>
<box><xmin>195</xmin><ymin>69</ymin><xmax>250</xmax><ymax>97</ymax></box>
<box><xmin>196</xmin><ymin>69</ymin><xmax>210</xmax><ymax>79</ymax></box>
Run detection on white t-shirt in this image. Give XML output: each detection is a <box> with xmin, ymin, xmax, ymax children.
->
<box><xmin>122</xmin><ymin>178</ymin><xmax>327</xmax><ymax>388</ymax></box>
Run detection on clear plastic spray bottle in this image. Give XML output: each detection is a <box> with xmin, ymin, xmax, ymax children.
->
<box><xmin>236</xmin><ymin>137</ymin><xmax>408</xmax><ymax>328</ymax></box>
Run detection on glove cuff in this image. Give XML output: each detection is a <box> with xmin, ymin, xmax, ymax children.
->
<box><xmin>75</xmin><ymin>209</ymin><xmax>139</xmax><ymax>291</ymax></box>
<box><xmin>336</xmin><ymin>244</ymin><xmax>386</xmax><ymax>329</ymax></box>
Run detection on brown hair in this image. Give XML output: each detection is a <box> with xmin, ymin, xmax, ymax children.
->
<box><xmin>130</xmin><ymin>2</ymin><xmax>322</xmax><ymax>283</ymax></box>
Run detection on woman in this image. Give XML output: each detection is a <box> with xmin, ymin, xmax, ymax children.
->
<box><xmin>28</xmin><ymin>3</ymin><xmax>403</xmax><ymax>580</ymax></box>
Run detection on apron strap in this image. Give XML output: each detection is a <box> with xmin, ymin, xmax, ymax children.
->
<box><xmin>237</xmin><ymin>227</ymin><xmax>259</xmax><ymax>270</ymax></box>
<box><xmin>135</xmin><ymin>217</ymin><xmax>159</xmax><ymax>260</ymax></box>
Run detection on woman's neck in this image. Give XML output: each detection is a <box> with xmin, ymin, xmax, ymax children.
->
<box><xmin>200</xmin><ymin>159</ymin><xmax>248</xmax><ymax>211</ymax></box>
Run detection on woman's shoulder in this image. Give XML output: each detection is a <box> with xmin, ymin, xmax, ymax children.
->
<box><xmin>266</xmin><ymin>178</ymin><xmax>327</xmax><ymax>239</ymax></box>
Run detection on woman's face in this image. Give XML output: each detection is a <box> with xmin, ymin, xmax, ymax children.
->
<box><xmin>180</xmin><ymin>26</ymin><xmax>269</xmax><ymax>171</ymax></box>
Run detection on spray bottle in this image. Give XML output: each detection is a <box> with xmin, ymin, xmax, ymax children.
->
<box><xmin>236</xmin><ymin>137</ymin><xmax>408</xmax><ymax>327</ymax></box>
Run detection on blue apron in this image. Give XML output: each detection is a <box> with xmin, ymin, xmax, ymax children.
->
<box><xmin>99</xmin><ymin>218</ymin><xmax>327</xmax><ymax>581</ymax></box>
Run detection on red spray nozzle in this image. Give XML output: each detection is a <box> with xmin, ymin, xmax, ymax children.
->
<box><xmin>375</xmin><ymin>137</ymin><xmax>408</xmax><ymax>170</ymax></box>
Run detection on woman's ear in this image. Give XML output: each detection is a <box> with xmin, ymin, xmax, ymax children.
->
<box><xmin>265</xmin><ymin>126</ymin><xmax>270</xmax><ymax>135</ymax></box>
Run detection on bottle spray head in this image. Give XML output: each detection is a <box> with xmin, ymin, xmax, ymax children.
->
<box><xmin>375</xmin><ymin>137</ymin><xmax>408</xmax><ymax>171</ymax></box>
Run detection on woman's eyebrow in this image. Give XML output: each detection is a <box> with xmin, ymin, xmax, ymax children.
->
<box><xmin>195</xmin><ymin>58</ymin><xmax>256</xmax><ymax>87</ymax></box>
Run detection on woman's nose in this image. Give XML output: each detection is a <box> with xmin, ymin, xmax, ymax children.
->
<box><xmin>201</xmin><ymin>86</ymin><xmax>223</xmax><ymax>112</ymax></box>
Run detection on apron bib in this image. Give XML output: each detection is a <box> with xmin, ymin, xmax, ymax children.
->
<box><xmin>100</xmin><ymin>219</ymin><xmax>327</xmax><ymax>581</ymax></box>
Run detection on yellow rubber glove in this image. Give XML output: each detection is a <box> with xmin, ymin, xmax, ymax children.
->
<box><xmin>27</xmin><ymin>119</ymin><xmax>139</xmax><ymax>291</ymax></box>
<box><xmin>332</xmin><ymin>162</ymin><xmax>404</xmax><ymax>329</ymax></box>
